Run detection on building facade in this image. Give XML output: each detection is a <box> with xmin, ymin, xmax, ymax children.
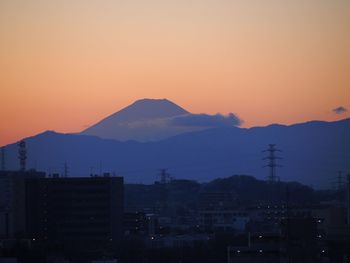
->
<box><xmin>0</xmin><ymin>170</ymin><xmax>45</xmax><ymax>239</ymax></box>
<box><xmin>25</xmin><ymin>176</ymin><xmax>124</xmax><ymax>249</ymax></box>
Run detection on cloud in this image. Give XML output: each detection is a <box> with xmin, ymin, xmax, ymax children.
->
<box><xmin>171</xmin><ymin>113</ymin><xmax>242</xmax><ymax>127</ymax></box>
<box><xmin>333</xmin><ymin>106</ymin><xmax>347</xmax><ymax>114</ymax></box>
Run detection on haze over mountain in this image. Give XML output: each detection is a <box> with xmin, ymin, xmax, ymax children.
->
<box><xmin>2</xmin><ymin>99</ymin><xmax>349</xmax><ymax>188</ymax></box>
<box><xmin>81</xmin><ymin>98</ymin><xmax>241</xmax><ymax>141</ymax></box>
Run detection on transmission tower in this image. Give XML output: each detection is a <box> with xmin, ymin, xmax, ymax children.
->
<box><xmin>18</xmin><ymin>140</ymin><xmax>27</xmax><ymax>171</ymax></box>
<box><xmin>332</xmin><ymin>170</ymin><xmax>345</xmax><ymax>191</ymax></box>
<box><xmin>263</xmin><ymin>144</ymin><xmax>282</xmax><ymax>183</ymax></box>
<box><xmin>159</xmin><ymin>168</ymin><xmax>171</xmax><ymax>184</ymax></box>
<box><xmin>63</xmin><ymin>162</ymin><xmax>69</xmax><ymax>177</ymax></box>
<box><xmin>1</xmin><ymin>146</ymin><xmax>5</xmax><ymax>171</ymax></box>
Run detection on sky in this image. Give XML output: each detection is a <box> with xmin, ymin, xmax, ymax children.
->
<box><xmin>1</xmin><ymin>0</ymin><xmax>349</xmax><ymax>146</ymax></box>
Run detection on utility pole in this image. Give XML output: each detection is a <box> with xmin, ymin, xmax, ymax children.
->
<box><xmin>263</xmin><ymin>144</ymin><xmax>282</xmax><ymax>183</ymax></box>
<box><xmin>18</xmin><ymin>140</ymin><xmax>27</xmax><ymax>171</ymax></box>
<box><xmin>1</xmin><ymin>146</ymin><xmax>5</xmax><ymax>171</ymax></box>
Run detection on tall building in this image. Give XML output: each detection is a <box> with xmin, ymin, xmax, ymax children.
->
<box><xmin>25</xmin><ymin>175</ymin><xmax>124</xmax><ymax>250</ymax></box>
<box><xmin>0</xmin><ymin>170</ymin><xmax>45</xmax><ymax>238</ymax></box>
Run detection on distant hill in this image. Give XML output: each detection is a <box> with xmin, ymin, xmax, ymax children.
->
<box><xmin>2</xmin><ymin>118</ymin><xmax>350</xmax><ymax>188</ymax></box>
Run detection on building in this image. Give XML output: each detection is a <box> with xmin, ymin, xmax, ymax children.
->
<box><xmin>0</xmin><ymin>170</ymin><xmax>45</xmax><ymax>239</ymax></box>
<box><xmin>146</xmin><ymin>234</ymin><xmax>212</xmax><ymax>249</ymax></box>
<box><xmin>25</xmin><ymin>175</ymin><xmax>124</xmax><ymax>250</ymax></box>
<box><xmin>248</xmin><ymin>205</ymin><xmax>313</xmax><ymax>223</ymax></box>
<box><xmin>311</xmin><ymin>204</ymin><xmax>347</xmax><ymax>237</ymax></box>
<box><xmin>227</xmin><ymin>233</ymin><xmax>287</xmax><ymax>263</ymax></box>
<box><xmin>124</xmin><ymin>211</ymin><xmax>147</xmax><ymax>236</ymax></box>
<box><xmin>198</xmin><ymin>210</ymin><xmax>249</xmax><ymax>233</ymax></box>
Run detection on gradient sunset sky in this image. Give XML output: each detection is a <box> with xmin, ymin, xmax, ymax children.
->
<box><xmin>1</xmin><ymin>0</ymin><xmax>349</xmax><ymax>146</ymax></box>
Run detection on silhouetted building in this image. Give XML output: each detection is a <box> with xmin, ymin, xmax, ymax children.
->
<box><xmin>146</xmin><ymin>234</ymin><xmax>212</xmax><ymax>249</ymax></box>
<box><xmin>199</xmin><ymin>210</ymin><xmax>249</xmax><ymax>233</ymax></box>
<box><xmin>25</xmin><ymin>176</ymin><xmax>123</xmax><ymax>250</ymax></box>
<box><xmin>0</xmin><ymin>170</ymin><xmax>45</xmax><ymax>239</ymax></box>
<box><xmin>311</xmin><ymin>204</ymin><xmax>347</xmax><ymax>238</ymax></box>
<box><xmin>227</xmin><ymin>233</ymin><xmax>287</xmax><ymax>263</ymax></box>
<box><xmin>325</xmin><ymin>225</ymin><xmax>350</xmax><ymax>262</ymax></box>
<box><xmin>281</xmin><ymin>218</ymin><xmax>320</xmax><ymax>262</ymax></box>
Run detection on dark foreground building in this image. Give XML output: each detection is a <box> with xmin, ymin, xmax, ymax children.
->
<box><xmin>0</xmin><ymin>170</ymin><xmax>45</xmax><ymax>239</ymax></box>
<box><xmin>25</xmin><ymin>175</ymin><xmax>124</xmax><ymax>252</ymax></box>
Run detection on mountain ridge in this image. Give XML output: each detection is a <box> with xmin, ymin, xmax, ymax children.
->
<box><xmin>3</xmin><ymin>117</ymin><xmax>349</xmax><ymax>188</ymax></box>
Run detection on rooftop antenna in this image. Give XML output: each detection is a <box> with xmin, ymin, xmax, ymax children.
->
<box><xmin>263</xmin><ymin>144</ymin><xmax>282</xmax><ymax>183</ymax></box>
<box><xmin>18</xmin><ymin>140</ymin><xmax>27</xmax><ymax>171</ymax></box>
<box><xmin>1</xmin><ymin>146</ymin><xmax>5</xmax><ymax>171</ymax></box>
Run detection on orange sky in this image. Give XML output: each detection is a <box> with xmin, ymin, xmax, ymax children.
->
<box><xmin>1</xmin><ymin>0</ymin><xmax>350</xmax><ymax>146</ymax></box>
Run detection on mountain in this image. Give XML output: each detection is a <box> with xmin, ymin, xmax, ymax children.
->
<box><xmin>86</xmin><ymin>98</ymin><xmax>189</xmax><ymax>124</ymax></box>
<box><xmin>3</xmin><ymin>118</ymin><xmax>350</xmax><ymax>188</ymax></box>
<box><xmin>81</xmin><ymin>99</ymin><xmax>192</xmax><ymax>141</ymax></box>
<box><xmin>81</xmin><ymin>98</ymin><xmax>241</xmax><ymax>141</ymax></box>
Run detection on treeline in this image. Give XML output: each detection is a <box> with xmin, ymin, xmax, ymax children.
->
<box><xmin>125</xmin><ymin>175</ymin><xmax>333</xmax><ymax>209</ymax></box>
